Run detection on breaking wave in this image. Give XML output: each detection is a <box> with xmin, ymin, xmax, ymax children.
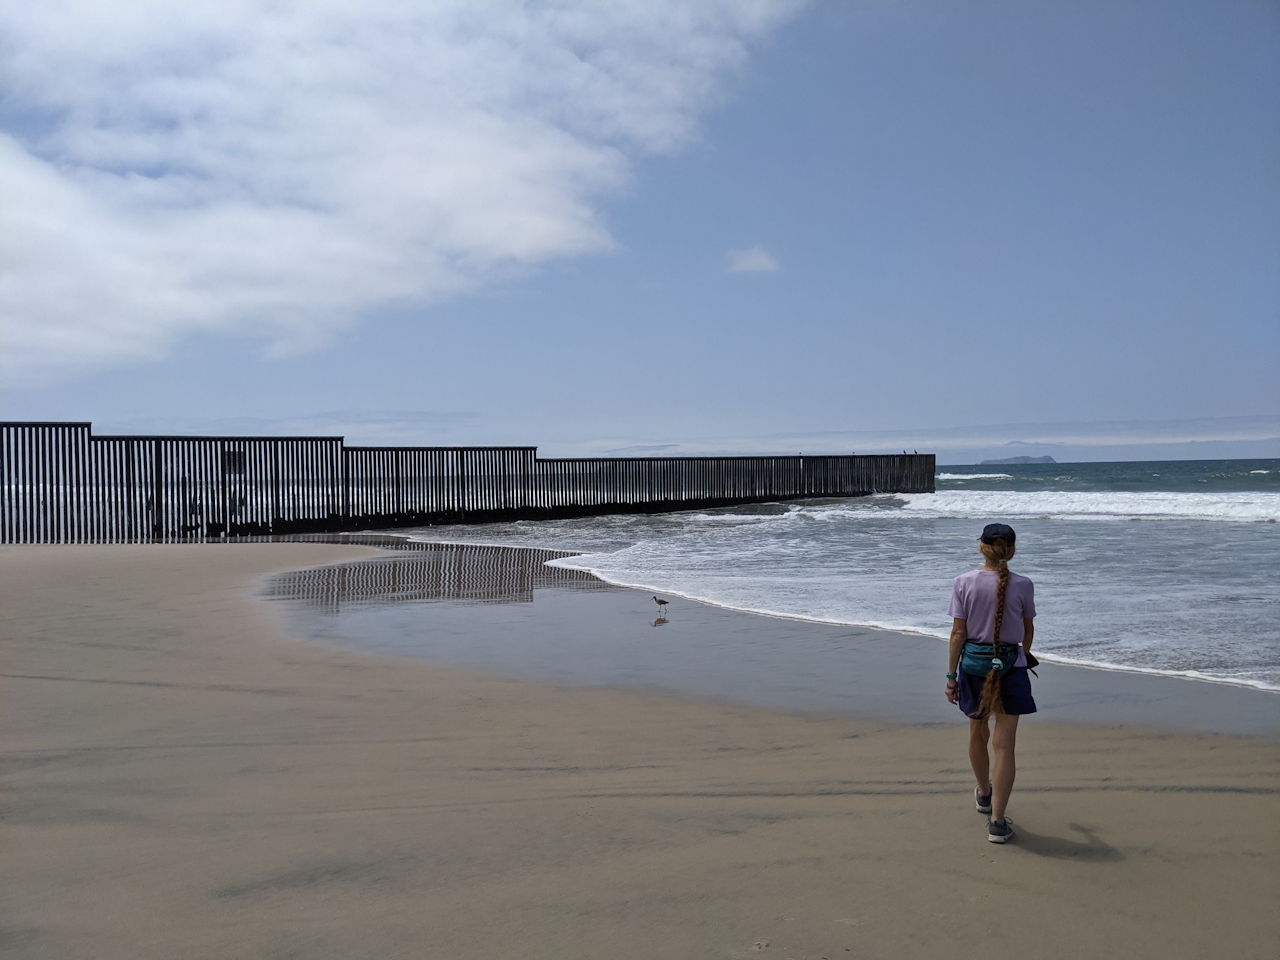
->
<box><xmin>898</xmin><ymin>490</ymin><xmax>1280</xmax><ymax>523</ymax></box>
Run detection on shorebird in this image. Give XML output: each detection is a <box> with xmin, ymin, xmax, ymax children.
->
<box><xmin>651</xmin><ymin>596</ymin><xmax>669</xmax><ymax>612</ymax></box>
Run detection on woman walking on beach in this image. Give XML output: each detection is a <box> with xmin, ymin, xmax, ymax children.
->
<box><xmin>945</xmin><ymin>523</ymin><xmax>1036</xmax><ymax>843</ymax></box>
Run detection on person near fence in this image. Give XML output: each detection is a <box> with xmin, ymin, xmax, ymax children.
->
<box><xmin>944</xmin><ymin>522</ymin><xmax>1036</xmax><ymax>843</ymax></box>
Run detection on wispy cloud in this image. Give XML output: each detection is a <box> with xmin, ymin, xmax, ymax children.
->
<box><xmin>725</xmin><ymin>245</ymin><xmax>779</xmax><ymax>273</ymax></box>
<box><xmin>540</xmin><ymin>416</ymin><xmax>1280</xmax><ymax>460</ymax></box>
<box><xmin>93</xmin><ymin>410</ymin><xmax>482</xmax><ymax>447</ymax></box>
<box><xmin>0</xmin><ymin>1</ymin><xmax>799</xmax><ymax>385</ymax></box>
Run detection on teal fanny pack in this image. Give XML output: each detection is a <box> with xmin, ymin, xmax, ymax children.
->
<box><xmin>961</xmin><ymin>640</ymin><xmax>1020</xmax><ymax>678</ymax></box>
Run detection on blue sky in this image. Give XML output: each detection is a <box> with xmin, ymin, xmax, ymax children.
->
<box><xmin>2</xmin><ymin>1</ymin><xmax>1277</xmax><ymax>460</ymax></box>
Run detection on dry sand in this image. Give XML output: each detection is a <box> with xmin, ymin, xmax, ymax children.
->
<box><xmin>1</xmin><ymin>543</ymin><xmax>1277</xmax><ymax>959</ymax></box>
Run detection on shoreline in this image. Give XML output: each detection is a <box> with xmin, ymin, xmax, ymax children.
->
<box><xmin>2</xmin><ymin>543</ymin><xmax>1277</xmax><ymax>959</ymax></box>
<box><xmin>550</xmin><ymin>567</ymin><xmax>1280</xmax><ymax>694</ymax></box>
<box><xmin>286</xmin><ymin>531</ymin><xmax>1280</xmax><ymax>695</ymax></box>
<box><xmin>268</xmin><ymin>542</ymin><xmax>1280</xmax><ymax>736</ymax></box>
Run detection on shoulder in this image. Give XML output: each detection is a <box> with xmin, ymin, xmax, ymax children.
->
<box><xmin>1009</xmin><ymin>572</ymin><xmax>1035</xmax><ymax>589</ymax></box>
<box><xmin>953</xmin><ymin>570</ymin><xmax>980</xmax><ymax>588</ymax></box>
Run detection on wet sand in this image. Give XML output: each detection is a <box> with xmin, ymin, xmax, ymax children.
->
<box><xmin>267</xmin><ymin>546</ymin><xmax>1280</xmax><ymax>735</ymax></box>
<box><xmin>2</xmin><ymin>543</ymin><xmax>1277</xmax><ymax>959</ymax></box>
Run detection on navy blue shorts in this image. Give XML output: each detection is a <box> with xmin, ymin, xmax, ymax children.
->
<box><xmin>957</xmin><ymin>666</ymin><xmax>1037</xmax><ymax>719</ymax></box>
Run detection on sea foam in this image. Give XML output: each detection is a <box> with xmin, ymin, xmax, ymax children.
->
<box><xmin>898</xmin><ymin>490</ymin><xmax>1280</xmax><ymax>523</ymax></box>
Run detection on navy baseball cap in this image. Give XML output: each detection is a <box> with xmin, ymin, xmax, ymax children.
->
<box><xmin>980</xmin><ymin>523</ymin><xmax>1016</xmax><ymax>544</ymax></box>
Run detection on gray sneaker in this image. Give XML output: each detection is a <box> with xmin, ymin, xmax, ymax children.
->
<box><xmin>975</xmin><ymin>784</ymin><xmax>992</xmax><ymax>815</ymax></box>
<box><xmin>988</xmin><ymin>819</ymin><xmax>1015</xmax><ymax>844</ymax></box>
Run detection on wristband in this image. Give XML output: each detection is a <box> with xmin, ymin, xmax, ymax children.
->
<box><xmin>946</xmin><ymin>673</ymin><xmax>957</xmax><ymax>680</ymax></box>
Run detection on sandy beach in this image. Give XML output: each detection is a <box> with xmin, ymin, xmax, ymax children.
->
<box><xmin>2</xmin><ymin>543</ymin><xmax>1277</xmax><ymax>959</ymax></box>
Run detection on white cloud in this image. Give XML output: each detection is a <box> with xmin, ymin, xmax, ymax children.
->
<box><xmin>725</xmin><ymin>244</ymin><xmax>778</xmax><ymax>273</ymax></box>
<box><xmin>0</xmin><ymin>0</ymin><xmax>799</xmax><ymax>385</ymax></box>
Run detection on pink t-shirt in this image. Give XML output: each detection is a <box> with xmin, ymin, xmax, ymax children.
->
<box><xmin>948</xmin><ymin>569</ymin><xmax>1036</xmax><ymax>668</ymax></box>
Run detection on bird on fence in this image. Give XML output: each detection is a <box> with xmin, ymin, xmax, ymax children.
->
<box><xmin>652</xmin><ymin>596</ymin><xmax>670</xmax><ymax>613</ymax></box>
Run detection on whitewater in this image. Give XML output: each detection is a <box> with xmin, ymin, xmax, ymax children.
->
<box><xmin>396</xmin><ymin>459</ymin><xmax>1280</xmax><ymax>692</ymax></box>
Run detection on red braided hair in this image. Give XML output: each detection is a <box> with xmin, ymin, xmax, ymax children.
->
<box><xmin>977</xmin><ymin>538</ymin><xmax>1014</xmax><ymax>718</ymax></box>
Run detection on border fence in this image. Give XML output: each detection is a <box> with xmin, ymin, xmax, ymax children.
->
<box><xmin>1</xmin><ymin>422</ymin><xmax>935</xmax><ymax>544</ymax></box>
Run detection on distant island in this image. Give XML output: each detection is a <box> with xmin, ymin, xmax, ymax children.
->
<box><xmin>980</xmin><ymin>455</ymin><xmax>1056</xmax><ymax>465</ymax></box>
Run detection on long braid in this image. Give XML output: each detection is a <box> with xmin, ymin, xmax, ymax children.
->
<box><xmin>977</xmin><ymin>539</ymin><xmax>1012</xmax><ymax>718</ymax></box>
<box><xmin>992</xmin><ymin>558</ymin><xmax>1010</xmax><ymax>649</ymax></box>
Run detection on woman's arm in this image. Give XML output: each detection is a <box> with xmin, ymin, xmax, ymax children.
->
<box><xmin>1022</xmin><ymin>617</ymin><xmax>1034</xmax><ymax>656</ymax></box>
<box><xmin>946</xmin><ymin>618</ymin><xmax>966</xmax><ymax>704</ymax></box>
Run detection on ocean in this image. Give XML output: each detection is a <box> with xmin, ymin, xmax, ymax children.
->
<box><xmin>385</xmin><ymin>459</ymin><xmax>1280</xmax><ymax>692</ymax></box>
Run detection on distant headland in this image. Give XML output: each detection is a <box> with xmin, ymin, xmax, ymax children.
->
<box><xmin>980</xmin><ymin>455</ymin><xmax>1057</xmax><ymax>465</ymax></box>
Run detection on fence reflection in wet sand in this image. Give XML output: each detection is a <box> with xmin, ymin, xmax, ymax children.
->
<box><xmin>265</xmin><ymin>541</ymin><xmax>610</xmax><ymax>613</ymax></box>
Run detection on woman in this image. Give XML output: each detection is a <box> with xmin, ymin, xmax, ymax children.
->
<box><xmin>945</xmin><ymin>522</ymin><xmax>1036</xmax><ymax>843</ymax></box>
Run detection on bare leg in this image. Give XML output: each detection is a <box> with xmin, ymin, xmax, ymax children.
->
<box><xmin>990</xmin><ymin>714</ymin><xmax>1020</xmax><ymax>823</ymax></box>
<box><xmin>968</xmin><ymin>718</ymin><xmax>990</xmax><ymax>792</ymax></box>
